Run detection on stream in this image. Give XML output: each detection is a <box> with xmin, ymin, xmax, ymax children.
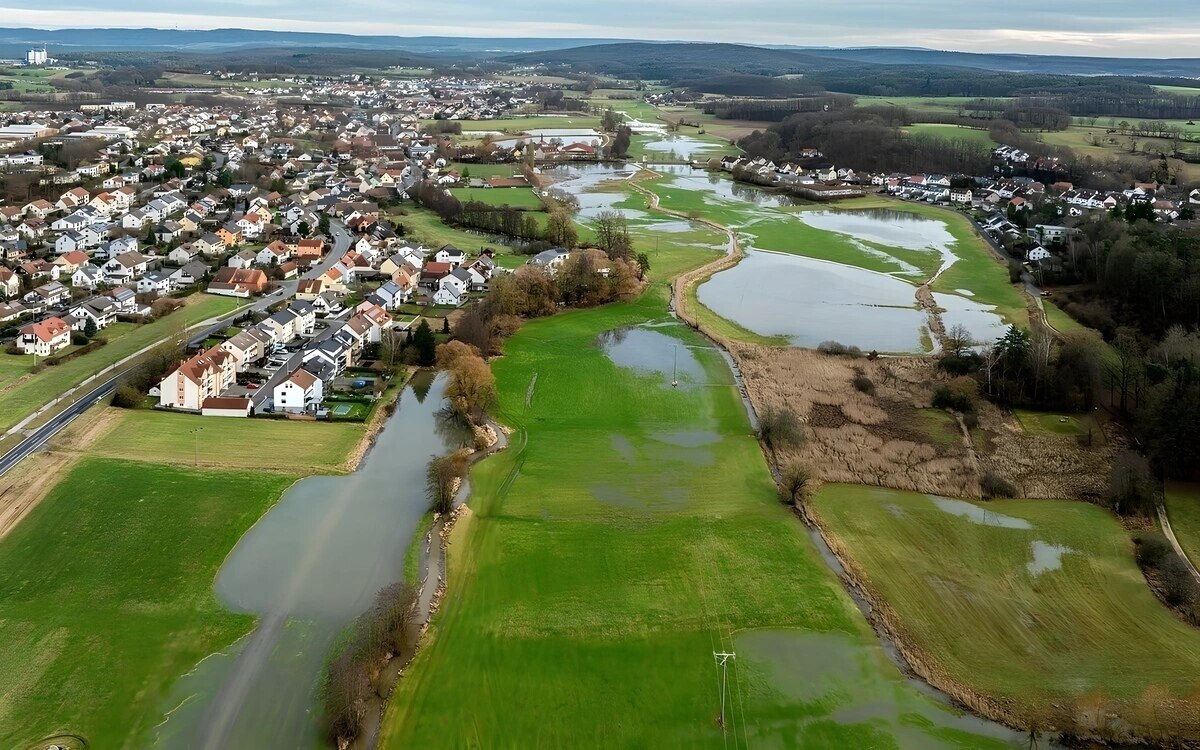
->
<box><xmin>150</xmin><ymin>371</ymin><xmax>470</xmax><ymax>749</ymax></box>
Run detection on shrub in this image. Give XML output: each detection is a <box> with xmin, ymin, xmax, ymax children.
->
<box><xmin>71</xmin><ymin>332</ymin><xmax>89</xmax><ymax>346</ymax></box>
<box><xmin>1133</xmin><ymin>532</ymin><xmax>1173</xmax><ymax>569</ymax></box>
<box><xmin>778</xmin><ymin>462</ymin><xmax>817</xmax><ymax>505</ymax></box>
<box><xmin>937</xmin><ymin>351</ymin><xmax>982</xmax><ymax>375</ymax></box>
<box><xmin>933</xmin><ymin>377</ymin><xmax>978</xmax><ymax>413</ymax></box>
<box><xmin>980</xmin><ymin>471</ymin><xmax>1017</xmax><ymax>499</ymax></box>
<box><xmin>962</xmin><ymin>412</ymin><xmax>979</xmax><ymax>429</ymax></box>
<box><xmin>111</xmin><ymin>383</ymin><xmax>143</xmax><ymax>408</ymax></box>
<box><xmin>817</xmin><ymin>340</ymin><xmax>863</xmax><ymax>358</ymax></box>
<box><xmin>759</xmin><ymin>406</ymin><xmax>804</xmax><ymax>456</ymax></box>
<box><xmin>852</xmin><ymin>372</ymin><xmax>876</xmax><ymax>395</ymax></box>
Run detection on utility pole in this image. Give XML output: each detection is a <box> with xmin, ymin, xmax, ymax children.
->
<box><xmin>713</xmin><ymin>651</ymin><xmax>736</xmax><ymax>732</ymax></box>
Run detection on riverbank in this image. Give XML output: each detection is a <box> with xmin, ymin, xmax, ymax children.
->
<box><xmin>378</xmin><ymin>288</ymin><xmax>1027</xmax><ymax>748</ymax></box>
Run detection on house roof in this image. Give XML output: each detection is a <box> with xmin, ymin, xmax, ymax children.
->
<box><xmin>20</xmin><ymin>316</ymin><xmax>70</xmax><ymax>342</ymax></box>
<box><xmin>286</xmin><ymin>368</ymin><xmax>318</xmax><ymax>389</ymax></box>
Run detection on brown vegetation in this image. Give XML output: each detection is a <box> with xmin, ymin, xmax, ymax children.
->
<box><xmin>729</xmin><ymin>344</ymin><xmax>1119</xmax><ymax>500</ymax></box>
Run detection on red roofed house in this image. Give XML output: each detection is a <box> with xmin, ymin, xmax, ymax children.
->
<box><xmin>18</xmin><ymin>316</ymin><xmax>71</xmax><ymax>356</ymax></box>
<box><xmin>420</xmin><ymin>261</ymin><xmax>452</xmax><ymax>289</ymax></box>
<box><xmin>159</xmin><ymin>345</ymin><xmax>237</xmax><ymax>410</ymax></box>
<box><xmin>207</xmin><ymin>267</ymin><xmax>268</xmax><ymax>298</ymax></box>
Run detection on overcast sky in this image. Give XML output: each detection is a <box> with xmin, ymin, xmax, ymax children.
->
<box><xmin>2</xmin><ymin>1</ymin><xmax>1197</xmax><ymax>57</ymax></box>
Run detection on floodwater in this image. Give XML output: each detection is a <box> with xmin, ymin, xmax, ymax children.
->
<box><xmin>1028</xmin><ymin>540</ymin><xmax>1075</xmax><ymax>575</ymax></box>
<box><xmin>734</xmin><ymin>629</ymin><xmax>1028</xmax><ymax>748</ymax></box>
<box><xmin>150</xmin><ymin>372</ymin><xmax>469</xmax><ymax>749</ymax></box>
<box><xmin>799</xmin><ymin>208</ymin><xmax>960</xmax><ymax>273</ymax></box>
<box><xmin>639</xmin><ymin>134</ymin><xmax>727</xmax><ymax>161</ymax></box>
<box><xmin>597</xmin><ymin>326</ymin><xmax>708</xmax><ymax>386</ymax></box>
<box><xmin>932</xmin><ymin>496</ymin><xmax>1033</xmax><ymax>529</ymax></box>
<box><xmin>697</xmin><ymin>249</ymin><xmax>932</xmax><ymax>352</ymax></box>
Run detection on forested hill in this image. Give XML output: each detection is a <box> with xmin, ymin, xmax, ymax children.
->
<box><xmin>507</xmin><ymin>41</ymin><xmax>1200</xmax><ymax>81</ymax></box>
<box><xmin>791</xmin><ymin>47</ymin><xmax>1200</xmax><ymax>78</ymax></box>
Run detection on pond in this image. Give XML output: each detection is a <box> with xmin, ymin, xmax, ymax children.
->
<box><xmin>151</xmin><ymin>372</ymin><xmax>470</xmax><ymax>749</ymax></box>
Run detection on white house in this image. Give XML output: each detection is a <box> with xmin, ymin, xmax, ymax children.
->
<box><xmin>17</xmin><ymin>316</ymin><xmax>71</xmax><ymax>356</ymax></box>
<box><xmin>158</xmin><ymin>346</ymin><xmax>237</xmax><ymax>410</ymax></box>
<box><xmin>1027</xmin><ymin>245</ymin><xmax>1052</xmax><ymax>264</ymax></box>
<box><xmin>274</xmin><ymin>367</ymin><xmax>324</xmax><ymax>413</ymax></box>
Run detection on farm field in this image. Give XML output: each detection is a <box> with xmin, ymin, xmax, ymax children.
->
<box><xmin>902</xmin><ymin>123</ymin><xmax>999</xmax><ymax>147</ymax></box>
<box><xmin>0</xmin><ymin>457</ymin><xmax>296</xmax><ymax>749</ymax></box>
<box><xmin>811</xmin><ymin>484</ymin><xmax>1200</xmax><ymax>736</ymax></box>
<box><xmin>0</xmin><ymin>65</ymin><xmax>91</xmax><ymax>93</ymax></box>
<box><xmin>1166</xmin><ymin>483</ymin><xmax>1200</xmax><ymax>570</ymax></box>
<box><xmin>656</xmin><ymin>104</ymin><xmax>773</xmax><ymax>141</ymax></box>
<box><xmin>0</xmin><ymin>294</ymin><xmax>241</xmax><ymax>433</ymax></box>
<box><xmin>90</xmin><ymin>406</ymin><xmax>363</xmax><ymax>473</ymax></box>
<box><xmin>851</xmin><ymin>95</ymin><xmax>1013</xmax><ymax>117</ymax></box>
<box><xmin>380</xmin><ymin>280</ymin><xmax>1022</xmax><ymax>748</ymax></box>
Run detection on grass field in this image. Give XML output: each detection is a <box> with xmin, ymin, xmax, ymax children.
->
<box><xmin>89</xmin><ymin>407</ymin><xmax>362</xmax><ymax>473</ymax></box>
<box><xmin>0</xmin><ymin>457</ymin><xmax>297</xmax><ymax>749</ymax></box>
<box><xmin>902</xmin><ymin>123</ymin><xmax>999</xmax><ymax>147</ymax></box>
<box><xmin>1012</xmin><ymin>409</ymin><xmax>1103</xmax><ymax>440</ymax></box>
<box><xmin>811</xmin><ymin>485</ymin><xmax>1200</xmax><ymax>735</ymax></box>
<box><xmin>448</xmin><ymin>186</ymin><xmax>546</xmax><ymax>210</ymax></box>
<box><xmin>448</xmin><ymin>162</ymin><xmax>524</xmax><ymax>179</ymax></box>
<box><xmin>1166</xmin><ymin>483</ymin><xmax>1200</xmax><ymax>570</ymax></box>
<box><xmin>851</xmin><ymin>95</ymin><xmax>1013</xmax><ymax>117</ymax></box>
<box><xmin>0</xmin><ymin>294</ymin><xmax>242</xmax><ymax>433</ymax></box>
<box><xmin>380</xmin><ymin>281</ymin><xmax>1021</xmax><ymax>748</ymax></box>
<box><xmin>456</xmin><ymin>115</ymin><xmax>603</xmax><ymax>132</ymax></box>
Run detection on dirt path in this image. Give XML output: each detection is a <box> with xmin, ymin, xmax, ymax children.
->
<box><xmin>0</xmin><ymin>407</ymin><xmax>121</xmax><ymax>540</ymax></box>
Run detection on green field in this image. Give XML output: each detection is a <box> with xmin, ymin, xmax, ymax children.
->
<box><xmin>1012</xmin><ymin>409</ymin><xmax>1102</xmax><ymax>440</ymax></box>
<box><xmin>380</xmin><ymin>279</ymin><xmax>1020</xmax><ymax>747</ymax></box>
<box><xmin>812</xmin><ymin>485</ymin><xmax>1200</xmax><ymax>735</ymax></box>
<box><xmin>90</xmin><ymin>407</ymin><xmax>362</xmax><ymax>473</ymax></box>
<box><xmin>0</xmin><ymin>458</ymin><xmax>296</xmax><ymax>749</ymax></box>
<box><xmin>448</xmin><ymin>186</ymin><xmax>546</xmax><ymax>210</ymax></box>
<box><xmin>851</xmin><ymin>95</ymin><xmax>1013</xmax><ymax>117</ymax></box>
<box><xmin>1166</xmin><ymin>483</ymin><xmax>1200</xmax><ymax>570</ymax></box>
<box><xmin>455</xmin><ymin>115</ymin><xmax>602</xmax><ymax>132</ymax></box>
<box><xmin>902</xmin><ymin>123</ymin><xmax>999</xmax><ymax>147</ymax></box>
<box><xmin>0</xmin><ymin>294</ymin><xmax>242</xmax><ymax>433</ymax></box>
<box><xmin>448</xmin><ymin>162</ymin><xmax>525</xmax><ymax>179</ymax></box>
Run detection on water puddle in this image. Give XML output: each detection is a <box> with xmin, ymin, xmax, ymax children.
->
<box><xmin>651</xmin><ymin>430</ymin><xmax>721</xmax><ymax>447</ymax></box>
<box><xmin>1028</xmin><ymin>540</ymin><xmax>1075</xmax><ymax>575</ymax></box>
<box><xmin>931</xmin><ymin>497</ymin><xmax>1033</xmax><ymax>529</ymax></box>
<box><xmin>734</xmin><ymin>628</ymin><xmax>1027</xmax><ymax>748</ymax></box>
<box><xmin>597</xmin><ymin>327</ymin><xmax>707</xmax><ymax>386</ymax></box>
<box><xmin>151</xmin><ymin>373</ymin><xmax>470</xmax><ymax>748</ymax></box>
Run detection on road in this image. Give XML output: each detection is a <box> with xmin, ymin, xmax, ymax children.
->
<box><xmin>0</xmin><ymin>221</ymin><xmax>352</xmax><ymax>477</ymax></box>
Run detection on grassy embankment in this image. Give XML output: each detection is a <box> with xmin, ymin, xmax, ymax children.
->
<box><xmin>1166</xmin><ymin>483</ymin><xmax>1200</xmax><ymax>570</ymax></box>
<box><xmin>0</xmin><ymin>406</ymin><xmax>365</xmax><ymax>748</ymax></box>
<box><xmin>380</xmin><ymin>248</ymin><xmax>1019</xmax><ymax>747</ymax></box>
<box><xmin>0</xmin><ymin>294</ymin><xmax>241</xmax><ymax>433</ymax></box>
<box><xmin>811</xmin><ymin>485</ymin><xmax>1200</xmax><ymax>736</ymax></box>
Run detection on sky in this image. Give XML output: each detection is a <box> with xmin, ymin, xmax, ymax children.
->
<box><xmin>1</xmin><ymin>0</ymin><xmax>1198</xmax><ymax>58</ymax></box>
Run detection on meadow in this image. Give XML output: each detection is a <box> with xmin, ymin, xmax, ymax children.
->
<box><xmin>0</xmin><ymin>458</ymin><xmax>297</xmax><ymax>749</ymax></box>
<box><xmin>1166</xmin><ymin>483</ymin><xmax>1200</xmax><ymax>569</ymax></box>
<box><xmin>811</xmin><ymin>484</ymin><xmax>1200</xmax><ymax>736</ymax></box>
<box><xmin>447</xmin><ymin>186</ymin><xmax>546</xmax><ymax>210</ymax></box>
<box><xmin>88</xmin><ymin>407</ymin><xmax>363</xmax><ymax>473</ymax></box>
<box><xmin>0</xmin><ymin>294</ymin><xmax>241</xmax><ymax>433</ymax></box>
<box><xmin>380</xmin><ymin>280</ymin><xmax>1022</xmax><ymax>747</ymax></box>
<box><xmin>902</xmin><ymin>123</ymin><xmax>999</xmax><ymax>147</ymax></box>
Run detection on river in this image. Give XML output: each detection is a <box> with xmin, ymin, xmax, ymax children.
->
<box><xmin>150</xmin><ymin>372</ymin><xmax>469</xmax><ymax>749</ymax></box>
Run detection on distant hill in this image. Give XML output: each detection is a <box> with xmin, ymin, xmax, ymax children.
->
<box><xmin>504</xmin><ymin>42</ymin><xmax>838</xmax><ymax>79</ymax></box>
<box><xmin>0</xmin><ymin>27</ymin><xmax>630</xmax><ymax>58</ymax></box>
<box><xmin>788</xmin><ymin>47</ymin><xmax>1200</xmax><ymax>78</ymax></box>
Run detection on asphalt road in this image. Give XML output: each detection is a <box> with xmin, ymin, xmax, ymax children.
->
<box><xmin>0</xmin><ymin>221</ymin><xmax>352</xmax><ymax>477</ymax></box>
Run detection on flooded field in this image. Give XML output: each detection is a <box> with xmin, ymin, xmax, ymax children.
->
<box><xmin>151</xmin><ymin>373</ymin><xmax>468</xmax><ymax>749</ymax></box>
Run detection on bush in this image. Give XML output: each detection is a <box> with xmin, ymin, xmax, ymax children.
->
<box><xmin>980</xmin><ymin>471</ymin><xmax>1017</xmax><ymax>499</ymax></box>
<box><xmin>1134</xmin><ymin>532</ymin><xmax>1174</xmax><ymax>570</ymax></box>
<box><xmin>937</xmin><ymin>351</ymin><xmax>982</xmax><ymax>375</ymax></box>
<box><xmin>962</xmin><ymin>412</ymin><xmax>979</xmax><ymax>429</ymax></box>
<box><xmin>111</xmin><ymin>383</ymin><xmax>143</xmax><ymax>408</ymax></box>
<box><xmin>779</xmin><ymin>462</ymin><xmax>817</xmax><ymax>505</ymax></box>
<box><xmin>71</xmin><ymin>333</ymin><xmax>89</xmax><ymax>346</ymax></box>
<box><xmin>851</xmin><ymin>372</ymin><xmax>875</xmax><ymax>396</ymax></box>
<box><xmin>933</xmin><ymin>376</ymin><xmax>978</xmax><ymax>413</ymax></box>
<box><xmin>817</xmin><ymin>340</ymin><xmax>863</xmax><ymax>358</ymax></box>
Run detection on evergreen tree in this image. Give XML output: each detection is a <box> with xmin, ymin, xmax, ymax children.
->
<box><xmin>413</xmin><ymin>319</ymin><xmax>437</xmax><ymax>366</ymax></box>
<box><xmin>83</xmin><ymin>317</ymin><xmax>97</xmax><ymax>339</ymax></box>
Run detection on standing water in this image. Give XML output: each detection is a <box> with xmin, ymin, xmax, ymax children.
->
<box><xmin>151</xmin><ymin>372</ymin><xmax>469</xmax><ymax>749</ymax></box>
